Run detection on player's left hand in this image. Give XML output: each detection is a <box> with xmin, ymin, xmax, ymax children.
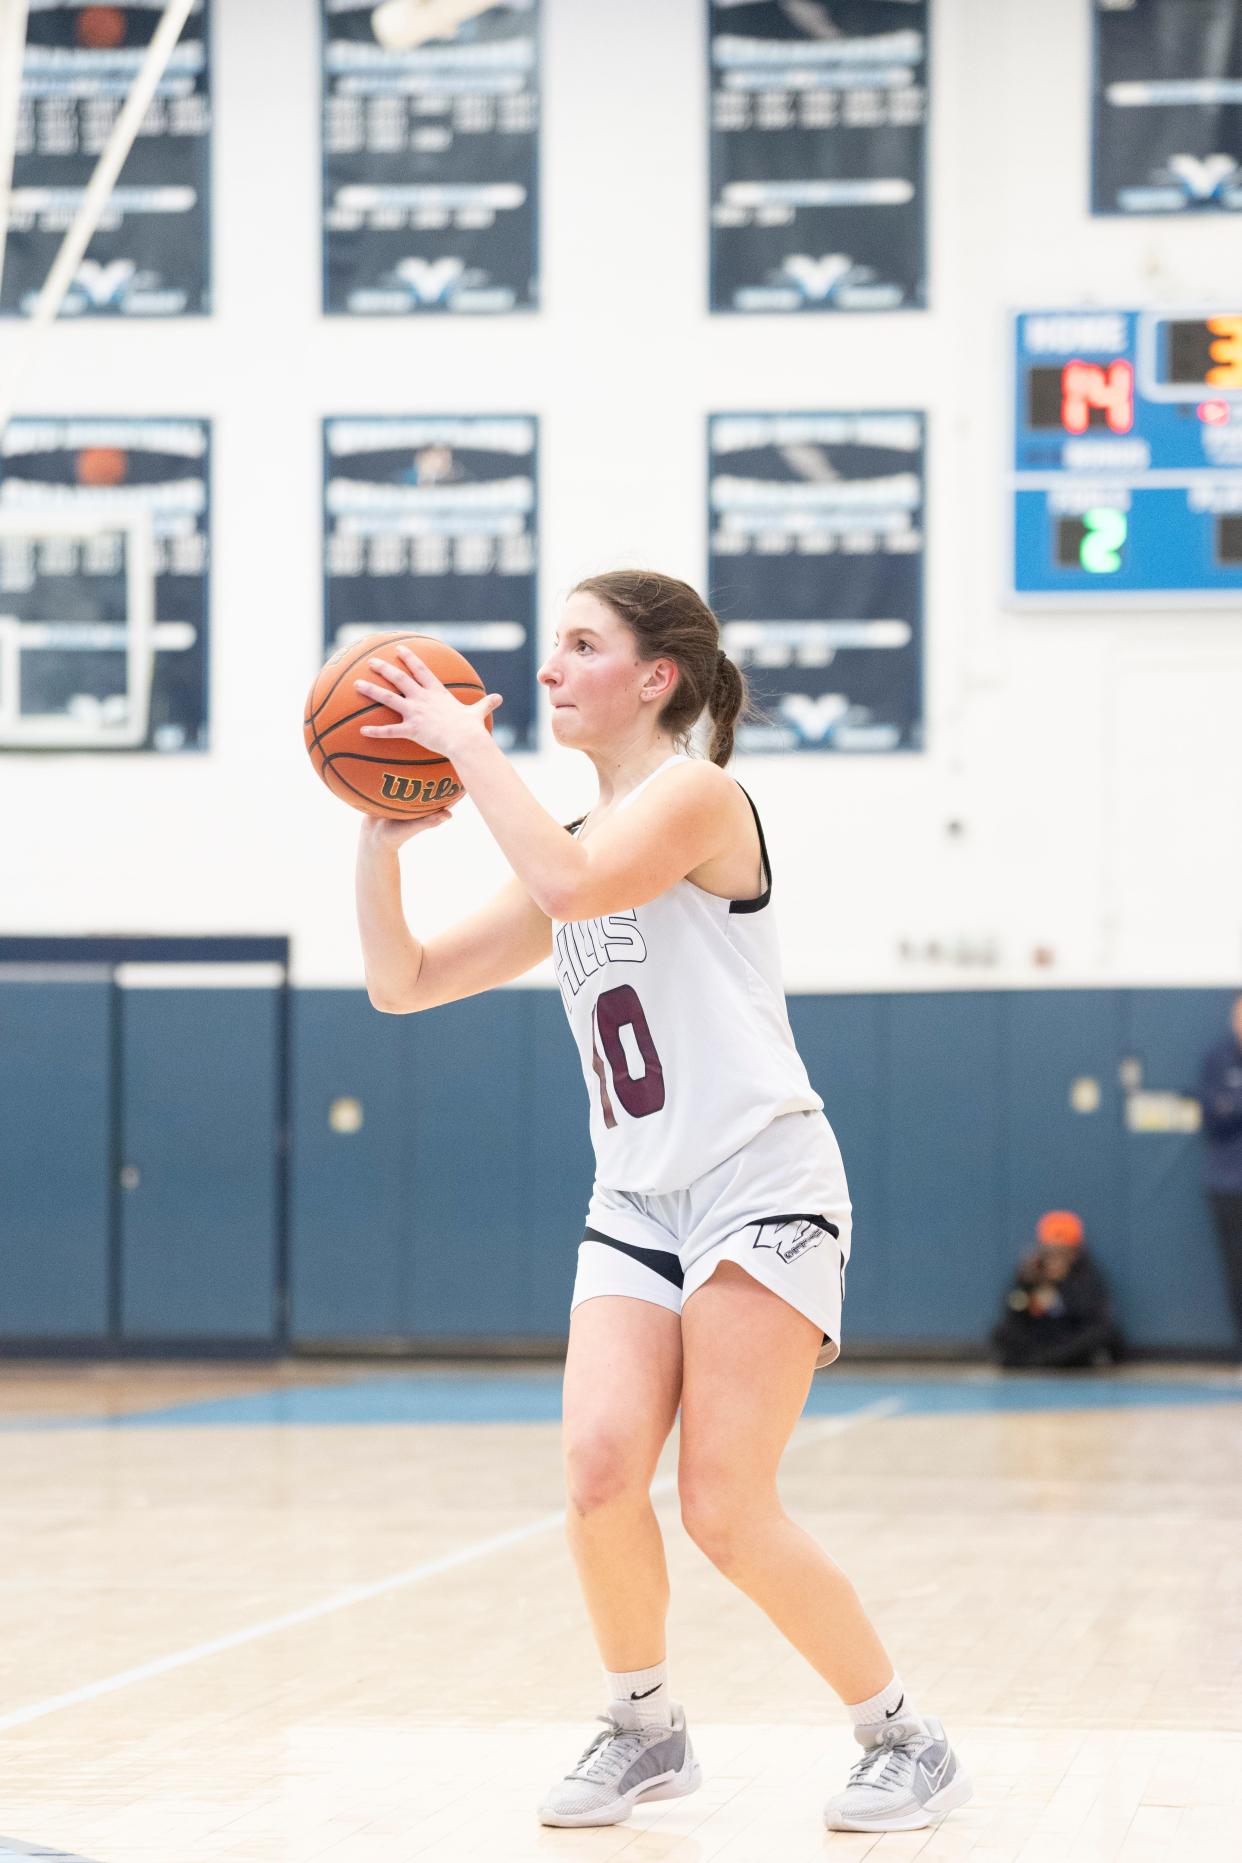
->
<box><xmin>355</xmin><ymin>645</ymin><xmax>502</xmax><ymax>758</ymax></box>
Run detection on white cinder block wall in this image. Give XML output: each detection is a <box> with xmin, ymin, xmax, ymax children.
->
<box><xmin>0</xmin><ymin>0</ymin><xmax>1237</xmax><ymax>989</ymax></box>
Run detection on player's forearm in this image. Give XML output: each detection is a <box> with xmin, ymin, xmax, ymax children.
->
<box><xmin>449</xmin><ymin>727</ymin><xmax>586</xmax><ymax>917</ymax></box>
<box><xmin>354</xmin><ymin>838</ymin><xmax>425</xmax><ymax>1011</ymax></box>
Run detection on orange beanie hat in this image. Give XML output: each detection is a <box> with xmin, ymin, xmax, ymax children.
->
<box><xmin>1036</xmin><ymin>1209</ymin><xmax>1084</xmax><ymax>1248</ymax></box>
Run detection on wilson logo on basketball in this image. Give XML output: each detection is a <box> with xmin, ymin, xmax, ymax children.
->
<box><xmin>381</xmin><ymin>773</ymin><xmax>463</xmax><ymax>805</ymax></box>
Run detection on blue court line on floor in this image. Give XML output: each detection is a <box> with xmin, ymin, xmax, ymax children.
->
<box><xmin>0</xmin><ymin>1841</ymin><xmax>99</xmax><ymax>1860</ymax></box>
<box><xmin>3</xmin><ymin>1371</ymin><xmax>1239</xmax><ymax>1430</ymax></box>
<box><xmin>813</xmin><ymin>1375</ymin><xmax>1242</xmax><ymax>1416</ymax></box>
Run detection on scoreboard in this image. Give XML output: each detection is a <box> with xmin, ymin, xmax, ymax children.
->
<box><xmin>1011</xmin><ymin>309</ymin><xmax>1242</xmax><ymax>603</ymax></box>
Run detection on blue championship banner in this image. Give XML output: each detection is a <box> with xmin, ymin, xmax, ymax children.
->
<box><xmin>708</xmin><ymin>412</ymin><xmax>924</xmax><ymax>751</ymax></box>
<box><xmin>0</xmin><ymin>418</ymin><xmax>211</xmax><ymax>751</ymax></box>
<box><xmin>323</xmin><ymin>416</ymin><xmax>538</xmax><ymax>749</ymax></box>
<box><xmin>1</xmin><ymin>1</ymin><xmax>212</xmax><ymax>318</ymax></box>
<box><xmin>1093</xmin><ymin>0</ymin><xmax>1242</xmax><ymax>215</ymax></box>
<box><xmin>709</xmin><ymin>0</ymin><xmax>927</xmax><ymax>313</ymax></box>
<box><xmin>322</xmin><ymin>0</ymin><xmax>539</xmax><ymax>314</ymax></box>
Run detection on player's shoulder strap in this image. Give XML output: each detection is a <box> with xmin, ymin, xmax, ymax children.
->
<box><xmin>730</xmin><ymin>786</ymin><xmax>772</xmax><ymax>915</ymax></box>
<box><xmin>564</xmin><ymin>784</ymin><xmax>769</xmax><ymax>902</ymax></box>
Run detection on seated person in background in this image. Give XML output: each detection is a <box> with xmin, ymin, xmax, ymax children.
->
<box><xmin>991</xmin><ymin>1209</ymin><xmax>1123</xmax><ymax>1370</ymax></box>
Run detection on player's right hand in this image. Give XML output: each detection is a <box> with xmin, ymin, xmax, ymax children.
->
<box><xmin>358</xmin><ymin>809</ymin><xmax>454</xmax><ymax>852</ymax></box>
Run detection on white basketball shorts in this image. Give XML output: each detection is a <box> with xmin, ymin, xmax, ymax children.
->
<box><xmin>571</xmin><ymin>1109</ymin><xmax>852</xmax><ymax>1371</ymax></box>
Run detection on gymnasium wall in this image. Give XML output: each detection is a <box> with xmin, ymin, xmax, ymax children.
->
<box><xmin>0</xmin><ymin>969</ymin><xmax>1233</xmax><ymax>1356</ymax></box>
<box><xmin>0</xmin><ymin>0</ymin><xmax>1238</xmax><ymax>992</ymax></box>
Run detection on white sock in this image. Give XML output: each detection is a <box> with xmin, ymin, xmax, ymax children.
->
<box><xmin>847</xmin><ymin>1673</ymin><xmax>915</xmax><ymax>1735</ymax></box>
<box><xmin>605</xmin><ymin>1659</ymin><xmax>672</xmax><ymax>1729</ymax></box>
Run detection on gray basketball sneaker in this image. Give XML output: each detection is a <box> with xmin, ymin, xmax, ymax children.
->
<box><xmin>538</xmin><ymin>1698</ymin><xmax>702</xmax><ymax>1827</ymax></box>
<box><xmin>824</xmin><ymin>1713</ymin><xmax>972</xmax><ymax>1832</ymax></box>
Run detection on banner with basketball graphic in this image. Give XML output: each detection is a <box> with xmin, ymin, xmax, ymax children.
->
<box><xmin>708</xmin><ymin>411</ymin><xmax>924</xmax><ymax>752</ymax></box>
<box><xmin>0</xmin><ymin>419</ymin><xmax>211</xmax><ymax>752</ymax></box>
<box><xmin>708</xmin><ymin>0</ymin><xmax>927</xmax><ymax>313</ymax></box>
<box><xmin>1093</xmin><ymin>0</ymin><xmax>1242</xmax><ymax>215</ymax></box>
<box><xmin>322</xmin><ymin>416</ymin><xmax>538</xmax><ymax>751</ymax></box>
<box><xmin>321</xmin><ymin>0</ymin><xmax>540</xmax><ymax>314</ymax></box>
<box><xmin>0</xmin><ymin>2</ymin><xmax>212</xmax><ymax>318</ymax></box>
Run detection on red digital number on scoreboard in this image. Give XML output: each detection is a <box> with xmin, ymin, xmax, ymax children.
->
<box><xmin>1060</xmin><ymin>359</ymin><xmax>1134</xmax><ymax>435</ymax></box>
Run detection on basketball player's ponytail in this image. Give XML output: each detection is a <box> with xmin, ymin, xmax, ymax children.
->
<box><xmin>571</xmin><ymin>570</ymin><xmax>754</xmax><ymax>767</ymax></box>
<box><xmin>707</xmin><ymin>648</ymin><xmax>746</xmax><ymax>767</ymax></box>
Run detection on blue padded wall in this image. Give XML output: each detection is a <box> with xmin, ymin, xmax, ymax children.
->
<box><xmin>290</xmin><ymin>989</ymin><xmax>591</xmax><ymax>1343</ymax></box>
<box><xmin>1000</xmin><ymin>989</ymin><xmax>1127</xmax><ymax>1293</ymax></box>
<box><xmin>2</xmin><ymin>980</ymin><xmax>1234</xmax><ymax>1354</ymax></box>
<box><xmin>881</xmin><ymin>992</ymin><xmax>1008</xmax><ymax>1341</ymax></box>
<box><xmin>291</xmin><ymin>984</ymin><xmax>1236</xmax><ymax>1354</ymax></box>
<box><xmin>0</xmin><ymin>979</ymin><xmax>112</xmax><ymax>1340</ymax></box>
<box><xmin>1119</xmin><ymin>990</ymin><xmax>1236</xmax><ymax>1350</ymax></box>
<box><xmin>119</xmin><ymin>988</ymin><xmax>280</xmax><ymax>1342</ymax></box>
<box><xmin>789</xmin><ymin>988</ymin><xmax>1229</xmax><ymax>1353</ymax></box>
<box><xmin>401</xmin><ymin>991</ymin><xmax>538</xmax><ymax>1336</ymax></box>
<box><xmin>525</xmin><ymin>992</ymin><xmax>597</xmax><ymax>1330</ymax></box>
<box><xmin>787</xmin><ymin>996</ymin><xmax>887</xmax><ymax>1339</ymax></box>
<box><xmin>290</xmin><ymin>989</ymin><xmax>412</xmax><ymax>1339</ymax></box>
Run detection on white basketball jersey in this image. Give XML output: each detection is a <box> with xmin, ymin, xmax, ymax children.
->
<box><xmin>551</xmin><ymin>755</ymin><xmax>823</xmax><ymax>1194</ymax></box>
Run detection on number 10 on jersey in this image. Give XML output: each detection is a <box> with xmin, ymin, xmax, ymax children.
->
<box><xmin>590</xmin><ymin>985</ymin><xmax>666</xmax><ymax>1127</ymax></box>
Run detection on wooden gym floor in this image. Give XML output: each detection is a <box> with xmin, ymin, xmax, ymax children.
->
<box><xmin>0</xmin><ymin>1359</ymin><xmax>1239</xmax><ymax>1863</ymax></box>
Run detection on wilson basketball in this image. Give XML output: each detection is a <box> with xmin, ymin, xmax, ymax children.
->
<box><xmin>303</xmin><ymin>631</ymin><xmax>491</xmax><ymax>818</ymax></box>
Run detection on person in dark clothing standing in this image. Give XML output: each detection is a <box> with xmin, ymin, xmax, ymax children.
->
<box><xmin>991</xmin><ymin>1210</ymin><xmax>1122</xmax><ymax>1370</ymax></box>
<box><xmin>1197</xmin><ymin>994</ymin><xmax>1242</xmax><ymax>1361</ymax></box>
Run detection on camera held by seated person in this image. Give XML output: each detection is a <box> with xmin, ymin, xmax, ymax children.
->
<box><xmin>991</xmin><ymin>1209</ymin><xmax>1124</xmax><ymax>1370</ymax></box>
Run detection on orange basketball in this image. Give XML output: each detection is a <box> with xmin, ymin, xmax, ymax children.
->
<box><xmin>77</xmin><ymin>447</ymin><xmax>127</xmax><ymax>487</ymax></box>
<box><xmin>78</xmin><ymin>8</ymin><xmax>126</xmax><ymax>51</ymax></box>
<box><xmin>303</xmin><ymin>631</ymin><xmax>492</xmax><ymax>818</ymax></box>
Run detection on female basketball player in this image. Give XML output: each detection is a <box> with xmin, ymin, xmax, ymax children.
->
<box><xmin>352</xmin><ymin>570</ymin><xmax>970</xmax><ymax>1835</ymax></box>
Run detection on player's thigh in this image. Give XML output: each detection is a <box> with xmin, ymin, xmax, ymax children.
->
<box><xmin>562</xmin><ymin>1295</ymin><xmax>683</xmax><ymax>1502</ymax></box>
<box><xmin>679</xmin><ymin>1260</ymin><xmax>821</xmax><ymax>1502</ymax></box>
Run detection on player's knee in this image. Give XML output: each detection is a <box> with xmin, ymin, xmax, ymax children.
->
<box><xmin>678</xmin><ymin>1470</ymin><xmax>760</xmax><ymax>1568</ymax></box>
<box><xmin>563</xmin><ymin>1431</ymin><xmax>649</xmax><ymax>1518</ymax></box>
